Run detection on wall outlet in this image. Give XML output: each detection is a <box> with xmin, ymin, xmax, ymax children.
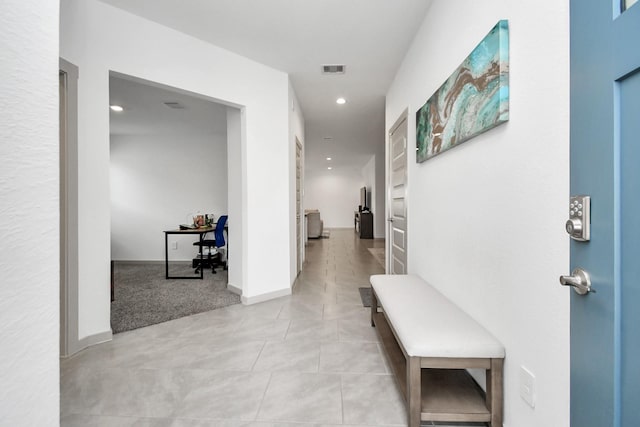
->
<box><xmin>171</xmin><ymin>242</ymin><xmax>178</xmax><ymax>250</ymax></box>
<box><xmin>519</xmin><ymin>366</ymin><xmax>536</xmax><ymax>408</ymax></box>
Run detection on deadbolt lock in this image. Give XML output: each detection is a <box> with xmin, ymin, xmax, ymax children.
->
<box><xmin>566</xmin><ymin>195</ymin><xmax>590</xmax><ymax>241</ymax></box>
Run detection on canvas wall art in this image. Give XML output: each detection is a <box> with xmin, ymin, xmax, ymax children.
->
<box><xmin>416</xmin><ymin>20</ymin><xmax>509</xmax><ymax>162</ymax></box>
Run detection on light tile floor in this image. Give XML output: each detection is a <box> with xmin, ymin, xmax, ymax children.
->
<box><xmin>61</xmin><ymin>229</ymin><xmax>483</xmax><ymax>427</ymax></box>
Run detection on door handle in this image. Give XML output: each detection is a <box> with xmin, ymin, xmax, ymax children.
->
<box><xmin>388</xmin><ymin>218</ymin><xmax>394</xmax><ymax>222</ymax></box>
<box><xmin>559</xmin><ymin>268</ymin><xmax>594</xmax><ymax>295</ymax></box>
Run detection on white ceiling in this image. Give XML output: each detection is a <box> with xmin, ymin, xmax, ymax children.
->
<box><xmin>101</xmin><ymin>0</ymin><xmax>432</xmax><ymax>171</ymax></box>
<box><xmin>109</xmin><ymin>74</ymin><xmax>228</xmax><ymax>137</ymax></box>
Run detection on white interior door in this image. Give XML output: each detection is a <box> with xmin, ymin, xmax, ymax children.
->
<box><xmin>387</xmin><ymin>110</ymin><xmax>408</xmax><ymax>274</ymax></box>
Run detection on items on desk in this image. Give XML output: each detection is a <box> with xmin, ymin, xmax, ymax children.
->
<box><xmin>188</xmin><ymin>212</ymin><xmax>216</xmax><ymax>228</ymax></box>
<box><xmin>193</xmin><ymin>214</ymin><xmax>205</xmax><ymax>227</ymax></box>
<box><xmin>180</xmin><ymin>211</ymin><xmax>216</xmax><ymax>230</ymax></box>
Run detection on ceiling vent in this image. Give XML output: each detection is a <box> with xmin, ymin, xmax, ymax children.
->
<box><xmin>163</xmin><ymin>102</ymin><xmax>186</xmax><ymax>109</ymax></box>
<box><xmin>322</xmin><ymin>64</ymin><xmax>346</xmax><ymax>74</ymax></box>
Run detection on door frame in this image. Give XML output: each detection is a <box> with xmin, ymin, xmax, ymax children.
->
<box><xmin>387</xmin><ymin>109</ymin><xmax>409</xmax><ymax>273</ymax></box>
<box><xmin>295</xmin><ymin>137</ymin><xmax>303</xmax><ymax>274</ymax></box>
<box><xmin>59</xmin><ymin>58</ymin><xmax>80</xmax><ymax>357</ymax></box>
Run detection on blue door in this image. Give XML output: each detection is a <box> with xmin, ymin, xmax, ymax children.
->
<box><xmin>570</xmin><ymin>1</ymin><xmax>640</xmax><ymax>426</ymax></box>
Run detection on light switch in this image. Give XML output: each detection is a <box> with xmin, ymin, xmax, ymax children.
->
<box><xmin>519</xmin><ymin>366</ymin><xmax>536</xmax><ymax>408</ymax></box>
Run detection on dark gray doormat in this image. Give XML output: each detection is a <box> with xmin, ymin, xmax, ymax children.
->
<box><xmin>359</xmin><ymin>287</ymin><xmax>372</xmax><ymax>307</ymax></box>
<box><xmin>111</xmin><ymin>263</ymin><xmax>240</xmax><ymax>333</ymax></box>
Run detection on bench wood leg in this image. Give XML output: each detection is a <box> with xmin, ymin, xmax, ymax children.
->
<box><xmin>407</xmin><ymin>356</ymin><xmax>421</xmax><ymax>427</ymax></box>
<box><xmin>370</xmin><ymin>287</ymin><xmax>378</xmax><ymax>327</ymax></box>
<box><xmin>486</xmin><ymin>358</ymin><xmax>504</xmax><ymax>427</ymax></box>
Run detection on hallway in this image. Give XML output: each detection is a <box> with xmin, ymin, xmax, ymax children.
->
<box><xmin>61</xmin><ymin>229</ymin><xmax>480</xmax><ymax>426</ymax></box>
<box><xmin>61</xmin><ymin>229</ymin><xmax>404</xmax><ymax>426</ymax></box>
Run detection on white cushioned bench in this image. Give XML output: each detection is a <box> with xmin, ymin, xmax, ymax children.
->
<box><xmin>370</xmin><ymin>274</ymin><xmax>505</xmax><ymax>427</ymax></box>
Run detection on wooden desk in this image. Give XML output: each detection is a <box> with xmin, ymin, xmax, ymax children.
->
<box><xmin>164</xmin><ymin>226</ymin><xmax>214</xmax><ymax>280</ymax></box>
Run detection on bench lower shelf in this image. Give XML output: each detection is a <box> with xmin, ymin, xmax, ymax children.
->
<box><xmin>420</xmin><ymin>369</ymin><xmax>491</xmax><ymax>422</ymax></box>
<box><xmin>372</xmin><ymin>309</ymin><xmax>495</xmax><ymax>424</ymax></box>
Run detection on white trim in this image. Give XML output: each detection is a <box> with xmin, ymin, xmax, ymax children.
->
<box><xmin>113</xmin><ymin>260</ymin><xmax>167</xmax><ymax>265</ymax></box>
<box><xmin>78</xmin><ymin>330</ymin><xmax>113</xmax><ymax>349</ymax></box>
<box><xmin>296</xmin><ymin>138</ymin><xmax>303</xmax><ymax>275</ymax></box>
<box><xmin>63</xmin><ymin>329</ymin><xmax>113</xmax><ymax>358</ymax></box>
<box><xmin>241</xmin><ymin>287</ymin><xmax>291</xmax><ymax>305</ymax></box>
<box><xmin>387</xmin><ymin>109</ymin><xmax>409</xmax><ymax>274</ymax></box>
<box><xmin>226</xmin><ymin>282</ymin><xmax>242</xmax><ymax>295</ymax></box>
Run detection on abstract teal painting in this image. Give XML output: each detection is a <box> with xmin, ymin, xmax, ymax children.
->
<box><xmin>416</xmin><ymin>20</ymin><xmax>509</xmax><ymax>162</ymax></box>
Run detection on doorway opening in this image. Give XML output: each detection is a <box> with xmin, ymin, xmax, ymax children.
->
<box><xmin>108</xmin><ymin>72</ymin><xmax>243</xmax><ymax>333</ymax></box>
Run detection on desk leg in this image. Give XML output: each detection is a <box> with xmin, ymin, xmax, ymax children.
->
<box><xmin>371</xmin><ymin>287</ymin><xmax>378</xmax><ymax>327</ymax></box>
<box><xmin>165</xmin><ymin>233</ymin><xmax>169</xmax><ymax>279</ymax></box>
<box><xmin>199</xmin><ymin>233</ymin><xmax>204</xmax><ymax>280</ymax></box>
<box><xmin>224</xmin><ymin>228</ymin><xmax>228</xmax><ymax>270</ymax></box>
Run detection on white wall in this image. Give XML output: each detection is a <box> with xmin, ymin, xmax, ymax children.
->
<box><xmin>110</xmin><ymin>132</ymin><xmax>227</xmax><ymax>261</ymax></box>
<box><xmin>373</xmin><ymin>139</ymin><xmax>386</xmax><ymax>238</ymax></box>
<box><xmin>0</xmin><ymin>1</ymin><xmax>59</xmax><ymax>424</ymax></box>
<box><xmin>226</xmin><ymin>107</ymin><xmax>244</xmax><ymax>293</ymax></box>
<box><xmin>362</xmin><ymin>155</ymin><xmax>375</xmax><ymax>213</ymax></box>
<box><xmin>305</xmin><ymin>155</ymin><xmax>384</xmax><ymax>237</ymax></box>
<box><xmin>361</xmin><ymin>156</ymin><xmax>378</xmax><ymax>235</ymax></box>
<box><xmin>305</xmin><ymin>168</ymin><xmax>363</xmax><ymax>229</ymax></box>
<box><xmin>386</xmin><ymin>2</ymin><xmax>570</xmax><ymax>426</ymax></box>
<box><xmin>362</xmin><ymin>152</ymin><xmax>386</xmax><ymax>239</ymax></box>
<box><xmin>364</xmin><ymin>154</ymin><xmax>386</xmax><ymax>239</ymax></box>
<box><xmin>60</xmin><ymin>0</ymin><xmax>292</xmax><ymax>339</ymax></box>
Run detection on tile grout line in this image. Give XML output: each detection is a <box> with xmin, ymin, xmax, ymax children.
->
<box><xmin>253</xmin><ymin>370</ymin><xmax>274</xmax><ymax>422</ymax></box>
<box><xmin>282</xmin><ymin>318</ymin><xmax>293</xmax><ymax>340</ymax></box>
<box><xmin>339</xmin><ymin>373</ymin><xmax>346</xmax><ymax>425</ymax></box>
<box><xmin>250</xmin><ymin>341</ymin><xmax>268</xmax><ymax>371</ymax></box>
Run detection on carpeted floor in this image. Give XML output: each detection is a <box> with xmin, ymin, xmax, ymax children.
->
<box><xmin>111</xmin><ymin>263</ymin><xmax>240</xmax><ymax>334</ymax></box>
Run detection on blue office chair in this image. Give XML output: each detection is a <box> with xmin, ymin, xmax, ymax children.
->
<box><xmin>193</xmin><ymin>215</ymin><xmax>227</xmax><ymax>274</ymax></box>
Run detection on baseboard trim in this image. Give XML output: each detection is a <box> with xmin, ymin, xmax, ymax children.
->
<box><xmin>241</xmin><ymin>287</ymin><xmax>291</xmax><ymax>305</ymax></box>
<box><xmin>64</xmin><ymin>329</ymin><xmax>113</xmax><ymax>358</ymax></box>
<box><xmin>227</xmin><ymin>282</ymin><xmax>242</xmax><ymax>296</ymax></box>
<box><xmin>113</xmin><ymin>260</ymin><xmax>187</xmax><ymax>265</ymax></box>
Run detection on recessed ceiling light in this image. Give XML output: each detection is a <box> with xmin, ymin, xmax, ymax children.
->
<box><xmin>110</xmin><ymin>105</ymin><xmax>124</xmax><ymax>112</ymax></box>
<box><xmin>327</xmin><ymin>167</ymin><xmax>333</xmax><ymax>170</ymax></box>
<box><xmin>326</xmin><ymin>157</ymin><xmax>332</xmax><ymax>161</ymax></box>
<box><xmin>336</xmin><ymin>98</ymin><xmax>346</xmax><ymax>105</ymax></box>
